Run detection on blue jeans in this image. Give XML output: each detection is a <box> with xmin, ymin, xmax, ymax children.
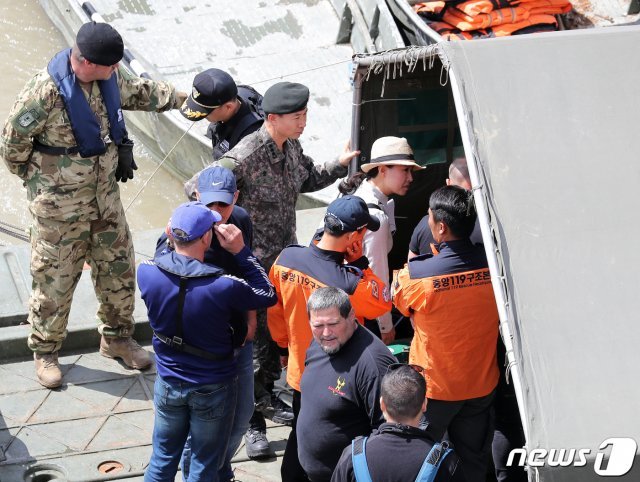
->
<box><xmin>145</xmin><ymin>374</ymin><xmax>237</xmax><ymax>482</ymax></box>
<box><xmin>182</xmin><ymin>343</ymin><xmax>255</xmax><ymax>482</ymax></box>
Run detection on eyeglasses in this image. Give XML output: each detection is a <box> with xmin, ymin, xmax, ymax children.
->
<box><xmin>206</xmin><ymin>201</ymin><xmax>231</xmax><ymax>208</ymax></box>
<box><xmin>387</xmin><ymin>363</ymin><xmax>424</xmax><ymax>375</ymax></box>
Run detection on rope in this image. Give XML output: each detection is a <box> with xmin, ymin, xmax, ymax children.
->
<box><xmin>356</xmin><ymin>45</ymin><xmax>442</xmax><ymax>98</ymax></box>
<box><xmin>124</xmin><ymin>121</ymin><xmax>196</xmax><ymax>213</ymax></box>
<box><xmin>0</xmin><ymin>221</ymin><xmax>29</xmax><ymax>243</ymax></box>
<box><xmin>247</xmin><ymin>59</ymin><xmax>352</xmax><ymax>86</ymax></box>
<box><xmin>0</xmin><ymin>219</ymin><xmax>28</xmax><ymax>232</ymax></box>
<box><xmin>0</xmin><ymin>117</ymin><xmax>196</xmax><ymax>246</ymax></box>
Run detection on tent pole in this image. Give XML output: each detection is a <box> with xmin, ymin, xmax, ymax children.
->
<box><xmin>446</xmin><ymin>66</ymin><xmax>531</xmax><ymax>445</ymax></box>
<box><xmin>349</xmin><ymin>68</ymin><xmax>364</xmax><ymax>175</ymax></box>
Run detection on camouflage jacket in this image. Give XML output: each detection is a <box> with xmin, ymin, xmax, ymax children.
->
<box><xmin>217</xmin><ymin>124</ymin><xmax>347</xmax><ymax>268</ymax></box>
<box><xmin>0</xmin><ymin>64</ymin><xmax>182</xmax><ymax>222</ymax></box>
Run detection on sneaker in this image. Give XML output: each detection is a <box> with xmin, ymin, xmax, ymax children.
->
<box><xmin>245</xmin><ymin>427</ymin><xmax>272</xmax><ymax>459</ymax></box>
<box><xmin>100</xmin><ymin>336</ymin><xmax>152</xmax><ymax>370</ymax></box>
<box><xmin>267</xmin><ymin>395</ymin><xmax>294</xmax><ymax>426</ymax></box>
<box><xmin>34</xmin><ymin>352</ymin><xmax>62</xmax><ymax>388</ymax></box>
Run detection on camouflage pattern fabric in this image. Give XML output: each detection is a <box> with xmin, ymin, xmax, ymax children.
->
<box><xmin>253</xmin><ymin>307</ymin><xmax>285</xmax><ymax>403</ymax></box>
<box><xmin>191</xmin><ymin>123</ymin><xmax>347</xmax><ymax>402</ymax></box>
<box><xmin>215</xmin><ymin>124</ymin><xmax>347</xmax><ymax>266</ymax></box>
<box><xmin>0</xmin><ymin>60</ymin><xmax>182</xmax><ymax>353</ymax></box>
<box><xmin>27</xmin><ymin>211</ymin><xmax>135</xmax><ymax>353</ymax></box>
<box><xmin>184</xmin><ymin>170</ymin><xmax>200</xmax><ymax>201</ymax></box>
<box><xmin>0</xmin><ymin>64</ymin><xmax>181</xmax><ymax>223</ymax></box>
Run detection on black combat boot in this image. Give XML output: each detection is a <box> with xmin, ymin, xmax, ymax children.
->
<box><xmin>245</xmin><ymin>411</ymin><xmax>272</xmax><ymax>459</ymax></box>
<box><xmin>266</xmin><ymin>394</ymin><xmax>294</xmax><ymax>426</ymax></box>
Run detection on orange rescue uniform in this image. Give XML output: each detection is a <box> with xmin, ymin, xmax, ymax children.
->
<box><xmin>393</xmin><ymin>239</ymin><xmax>499</xmax><ymax>401</ymax></box>
<box><xmin>268</xmin><ymin>243</ymin><xmax>391</xmax><ymax>391</ymax></box>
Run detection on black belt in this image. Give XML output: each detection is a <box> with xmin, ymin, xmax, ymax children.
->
<box><xmin>153</xmin><ymin>331</ymin><xmax>232</xmax><ymax>361</ymax></box>
<box><xmin>32</xmin><ymin>139</ymin><xmax>79</xmax><ymax>156</ymax></box>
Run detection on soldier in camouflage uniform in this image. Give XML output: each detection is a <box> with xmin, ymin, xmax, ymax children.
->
<box><xmin>213</xmin><ymin>81</ymin><xmax>359</xmax><ymax>458</ymax></box>
<box><xmin>0</xmin><ymin>22</ymin><xmax>186</xmax><ymax>389</ymax></box>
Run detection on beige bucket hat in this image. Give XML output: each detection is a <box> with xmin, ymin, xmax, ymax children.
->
<box><xmin>360</xmin><ymin>136</ymin><xmax>425</xmax><ymax>173</ymax></box>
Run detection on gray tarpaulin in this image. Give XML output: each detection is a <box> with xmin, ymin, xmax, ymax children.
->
<box><xmin>441</xmin><ymin>26</ymin><xmax>640</xmax><ymax>481</ymax></box>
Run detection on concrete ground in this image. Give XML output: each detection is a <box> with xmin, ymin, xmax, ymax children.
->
<box><xmin>0</xmin><ymin>345</ymin><xmax>289</xmax><ymax>481</ymax></box>
<box><xmin>0</xmin><ymin>208</ymin><xmax>325</xmax><ymax>481</ymax></box>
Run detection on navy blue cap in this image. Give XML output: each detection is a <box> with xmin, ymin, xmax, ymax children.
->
<box><xmin>197</xmin><ymin>166</ymin><xmax>237</xmax><ymax>206</ymax></box>
<box><xmin>262</xmin><ymin>82</ymin><xmax>309</xmax><ymax>115</ymax></box>
<box><xmin>170</xmin><ymin>201</ymin><xmax>222</xmax><ymax>242</ymax></box>
<box><xmin>76</xmin><ymin>22</ymin><xmax>124</xmax><ymax>66</ymax></box>
<box><xmin>324</xmin><ymin>195</ymin><xmax>380</xmax><ymax>233</ymax></box>
<box><xmin>181</xmin><ymin>68</ymin><xmax>238</xmax><ymax>121</ymax></box>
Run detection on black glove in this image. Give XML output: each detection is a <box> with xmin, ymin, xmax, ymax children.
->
<box><xmin>115</xmin><ymin>138</ymin><xmax>138</xmax><ymax>183</ymax></box>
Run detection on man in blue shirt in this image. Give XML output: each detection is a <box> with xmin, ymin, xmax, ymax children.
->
<box><xmin>140</xmin><ymin>201</ymin><xmax>276</xmax><ymax>481</ymax></box>
<box><xmin>156</xmin><ymin>166</ymin><xmax>273</xmax><ymax>481</ymax></box>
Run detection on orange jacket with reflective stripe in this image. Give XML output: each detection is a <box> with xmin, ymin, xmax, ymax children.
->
<box><xmin>393</xmin><ymin>239</ymin><xmax>499</xmax><ymax>401</ymax></box>
<box><xmin>268</xmin><ymin>244</ymin><xmax>391</xmax><ymax>391</ymax></box>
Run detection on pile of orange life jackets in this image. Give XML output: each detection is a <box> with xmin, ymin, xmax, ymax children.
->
<box><xmin>414</xmin><ymin>0</ymin><xmax>572</xmax><ymax>40</ymax></box>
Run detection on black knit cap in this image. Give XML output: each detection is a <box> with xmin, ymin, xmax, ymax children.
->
<box><xmin>262</xmin><ymin>82</ymin><xmax>309</xmax><ymax>115</ymax></box>
<box><xmin>76</xmin><ymin>22</ymin><xmax>124</xmax><ymax>66</ymax></box>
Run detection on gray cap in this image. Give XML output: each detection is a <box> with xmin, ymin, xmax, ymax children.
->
<box><xmin>262</xmin><ymin>82</ymin><xmax>309</xmax><ymax>114</ymax></box>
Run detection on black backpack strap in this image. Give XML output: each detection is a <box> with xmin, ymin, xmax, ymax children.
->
<box><xmin>175</xmin><ymin>276</ymin><xmax>187</xmax><ymax>340</ymax></box>
<box><xmin>228</xmin><ymin>107</ymin><xmax>263</xmax><ymax>147</ymax></box>
<box><xmin>228</xmin><ymin>85</ymin><xmax>264</xmax><ymax>148</ymax></box>
<box><xmin>154</xmin><ymin>276</ymin><xmax>232</xmax><ymax>361</ymax></box>
<box><xmin>366</xmin><ymin>203</ymin><xmax>383</xmax><ymax>211</ymax></box>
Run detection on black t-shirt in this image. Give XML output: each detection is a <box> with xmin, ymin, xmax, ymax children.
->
<box><xmin>409</xmin><ymin>215</ymin><xmax>483</xmax><ymax>256</ymax></box>
<box><xmin>331</xmin><ymin>423</ymin><xmax>466</xmax><ymax>482</ymax></box>
<box><xmin>297</xmin><ymin>325</ymin><xmax>397</xmax><ymax>482</ymax></box>
<box><xmin>154</xmin><ymin>205</ymin><xmax>253</xmax><ymax>277</ymax></box>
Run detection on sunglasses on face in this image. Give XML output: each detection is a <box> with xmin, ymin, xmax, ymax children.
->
<box><xmin>386</xmin><ymin>363</ymin><xmax>425</xmax><ymax>375</ymax></box>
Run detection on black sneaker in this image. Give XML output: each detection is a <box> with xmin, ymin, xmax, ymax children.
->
<box><xmin>267</xmin><ymin>395</ymin><xmax>294</xmax><ymax>426</ymax></box>
<box><xmin>245</xmin><ymin>427</ymin><xmax>272</xmax><ymax>459</ymax></box>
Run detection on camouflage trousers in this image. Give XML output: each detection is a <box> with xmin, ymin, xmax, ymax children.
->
<box><xmin>253</xmin><ymin>307</ymin><xmax>283</xmax><ymax>406</ymax></box>
<box><xmin>27</xmin><ymin>213</ymin><xmax>136</xmax><ymax>354</ymax></box>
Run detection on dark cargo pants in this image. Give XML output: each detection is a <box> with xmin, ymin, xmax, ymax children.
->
<box><xmin>425</xmin><ymin>390</ymin><xmax>496</xmax><ymax>482</ymax></box>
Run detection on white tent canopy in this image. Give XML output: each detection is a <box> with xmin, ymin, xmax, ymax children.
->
<box><xmin>441</xmin><ymin>26</ymin><xmax>640</xmax><ymax>481</ymax></box>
